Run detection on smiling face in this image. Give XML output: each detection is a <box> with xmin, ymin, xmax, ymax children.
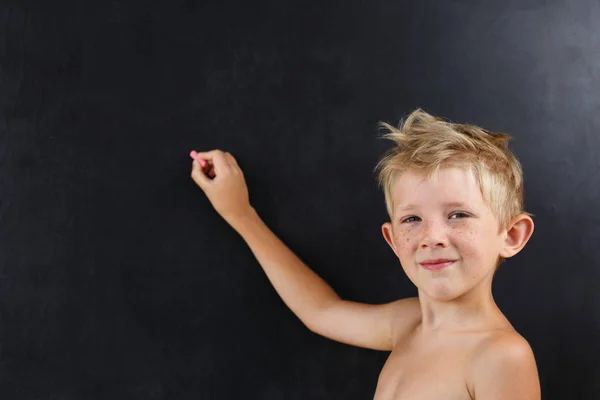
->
<box><xmin>381</xmin><ymin>166</ymin><xmax>511</xmax><ymax>301</ymax></box>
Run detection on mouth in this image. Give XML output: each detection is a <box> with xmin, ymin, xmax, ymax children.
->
<box><xmin>419</xmin><ymin>259</ymin><xmax>456</xmax><ymax>271</ymax></box>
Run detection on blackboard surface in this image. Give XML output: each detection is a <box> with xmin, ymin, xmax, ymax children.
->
<box><xmin>1</xmin><ymin>0</ymin><xmax>599</xmax><ymax>398</ymax></box>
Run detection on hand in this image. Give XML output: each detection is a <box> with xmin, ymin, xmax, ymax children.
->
<box><xmin>190</xmin><ymin>149</ymin><xmax>254</xmax><ymax>224</ymax></box>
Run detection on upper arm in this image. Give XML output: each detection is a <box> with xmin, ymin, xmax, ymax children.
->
<box><xmin>306</xmin><ymin>297</ymin><xmax>420</xmax><ymax>351</ymax></box>
<box><xmin>471</xmin><ymin>334</ymin><xmax>541</xmax><ymax>400</ymax></box>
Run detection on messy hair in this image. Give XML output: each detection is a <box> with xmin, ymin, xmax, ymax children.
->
<box><xmin>374</xmin><ymin>109</ymin><xmax>528</xmax><ymax>232</ymax></box>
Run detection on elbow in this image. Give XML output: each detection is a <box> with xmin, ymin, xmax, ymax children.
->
<box><xmin>301</xmin><ymin>300</ymin><xmax>339</xmax><ymax>336</ymax></box>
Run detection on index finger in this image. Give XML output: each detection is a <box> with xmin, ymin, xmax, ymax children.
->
<box><xmin>190</xmin><ymin>150</ymin><xmax>207</xmax><ymax>167</ymax></box>
<box><xmin>191</xmin><ymin>149</ymin><xmax>232</xmax><ymax>170</ymax></box>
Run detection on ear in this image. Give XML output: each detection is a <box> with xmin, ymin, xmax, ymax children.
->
<box><xmin>499</xmin><ymin>213</ymin><xmax>534</xmax><ymax>259</ymax></box>
<box><xmin>382</xmin><ymin>222</ymin><xmax>399</xmax><ymax>258</ymax></box>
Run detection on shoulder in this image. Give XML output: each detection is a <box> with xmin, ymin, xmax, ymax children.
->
<box><xmin>469</xmin><ymin>330</ymin><xmax>541</xmax><ymax>399</ymax></box>
<box><xmin>389</xmin><ymin>297</ymin><xmax>421</xmax><ymax>343</ymax></box>
<box><xmin>476</xmin><ymin>331</ymin><xmax>538</xmax><ymax>372</ymax></box>
<box><xmin>390</xmin><ymin>297</ymin><xmax>421</xmax><ymax>323</ymax></box>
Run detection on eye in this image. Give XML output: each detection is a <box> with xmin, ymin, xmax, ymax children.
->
<box><xmin>449</xmin><ymin>212</ymin><xmax>469</xmax><ymax>219</ymax></box>
<box><xmin>401</xmin><ymin>216</ymin><xmax>421</xmax><ymax>223</ymax></box>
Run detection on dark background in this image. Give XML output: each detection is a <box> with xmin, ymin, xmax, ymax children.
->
<box><xmin>1</xmin><ymin>0</ymin><xmax>599</xmax><ymax>398</ymax></box>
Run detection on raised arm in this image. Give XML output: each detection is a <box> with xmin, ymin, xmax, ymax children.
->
<box><xmin>189</xmin><ymin>149</ymin><xmax>417</xmax><ymax>351</ymax></box>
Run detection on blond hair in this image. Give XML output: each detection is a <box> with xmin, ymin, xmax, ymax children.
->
<box><xmin>374</xmin><ymin>109</ymin><xmax>527</xmax><ymax>232</ymax></box>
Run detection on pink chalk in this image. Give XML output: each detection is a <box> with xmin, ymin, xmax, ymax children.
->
<box><xmin>190</xmin><ymin>150</ymin><xmax>208</xmax><ymax>167</ymax></box>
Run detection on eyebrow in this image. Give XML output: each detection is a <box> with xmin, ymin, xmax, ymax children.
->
<box><xmin>396</xmin><ymin>201</ymin><xmax>470</xmax><ymax>211</ymax></box>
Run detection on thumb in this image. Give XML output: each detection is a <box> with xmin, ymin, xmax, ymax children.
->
<box><xmin>191</xmin><ymin>159</ymin><xmax>211</xmax><ymax>190</ymax></box>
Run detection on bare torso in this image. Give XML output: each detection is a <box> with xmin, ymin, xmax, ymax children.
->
<box><xmin>373</xmin><ymin>301</ymin><xmax>515</xmax><ymax>400</ymax></box>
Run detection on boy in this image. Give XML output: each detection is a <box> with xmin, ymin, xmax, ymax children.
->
<box><xmin>189</xmin><ymin>109</ymin><xmax>540</xmax><ymax>399</ymax></box>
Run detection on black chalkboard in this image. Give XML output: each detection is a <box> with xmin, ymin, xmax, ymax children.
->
<box><xmin>1</xmin><ymin>0</ymin><xmax>599</xmax><ymax>398</ymax></box>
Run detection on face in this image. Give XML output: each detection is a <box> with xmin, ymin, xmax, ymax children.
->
<box><xmin>381</xmin><ymin>166</ymin><xmax>508</xmax><ymax>301</ymax></box>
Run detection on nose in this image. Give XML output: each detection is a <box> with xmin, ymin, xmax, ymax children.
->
<box><xmin>419</xmin><ymin>218</ymin><xmax>449</xmax><ymax>249</ymax></box>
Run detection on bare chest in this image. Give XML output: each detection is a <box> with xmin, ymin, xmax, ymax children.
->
<box><xmin>373</xmin><ymin>340</ymin><xmax>475</xmax><ymax>400</ymax></box>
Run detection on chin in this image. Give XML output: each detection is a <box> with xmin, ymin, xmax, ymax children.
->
<box><xmin>420</xmin><ymin>282</ymin><xmax>465</xmax><ymax>301</ymax></box>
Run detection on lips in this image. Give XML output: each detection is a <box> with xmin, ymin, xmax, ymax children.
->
<box><xmin>419</xmin><ymin>259</ymin><xmax>456</xmax><ymax>271</ymax></box>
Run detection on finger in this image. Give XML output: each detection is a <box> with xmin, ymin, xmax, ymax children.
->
<box><xmin>200</xmin><ymin>159</ymin><xmax>211</xmax><ymax>170</ymax></box>
<box><xmin>210</xmin><ymin>151</ymin><xmax>233</xmax><ymax>174</ymax></box>
<box><xmin>191</xmin><ymin>159</ymin><xmax>211</xmax><ymax>189</ymax></box>
<box><xmin>194</xmin><ymin>150</ymin><xmax>231</xmax><ymax>173</ymax></box>
<box><xmin>225</xmin><ymin>152</ymin><xmax>242</xmax><ymax>169</ymax></box>
<box><xmin>192</xmin><ymin>156</ymin><xmax>214</xmax><ymax>176</ymax></box>
<box><xmin>227</xmin><ymin>153</ymin><xmax>241</xmax><ymax>170</ymax></box>
<box><xmin>225</xmin><ymin>152</ymin><xmax>238</xmax><ymax>167</ymax></box>
<box><xmin>191</xmin><ymin>149</ymin><xmax>224</xmax><ymax>162</ymax></box>
<box><xmin>196</xmin><ymin>161</ymin><xmax>215</xmax><ymax>180</ymax></box>
<box><xmin>190</xmin><ymin>150</ymin><xmax>208</xmax><ymax>167</ymax></box>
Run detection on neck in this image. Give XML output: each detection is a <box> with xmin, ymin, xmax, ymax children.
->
<box><xmin>417</xmin><ymin>279</ymin><xmax>507</xmax><ymax>333</ymax></box>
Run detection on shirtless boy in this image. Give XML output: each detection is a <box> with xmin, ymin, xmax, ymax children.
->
<box><xmin>189</xmin><ymin>109</ymin><xmax>541</xmax><ymax>399</ymax></box>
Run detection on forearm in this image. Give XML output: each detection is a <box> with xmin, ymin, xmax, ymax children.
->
<box><xmin>228</xmin><ymin>208</ymin><xmax>341</xmax><ymax>328</ymax></box>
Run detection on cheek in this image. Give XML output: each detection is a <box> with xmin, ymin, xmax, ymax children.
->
<box><xmin>452</xmin><ymin>226</ymin><xmax>481</xmax><ymax>258</ymax></box>
<box><xmin>452</xmin><ymin>225</ymin><xmax>498</xmax><ymax>268</ymax></box>
<box><xmin>394</xmin><ymin>231</ymin><xmax>415</xmax><ymax>254</ymax></box>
